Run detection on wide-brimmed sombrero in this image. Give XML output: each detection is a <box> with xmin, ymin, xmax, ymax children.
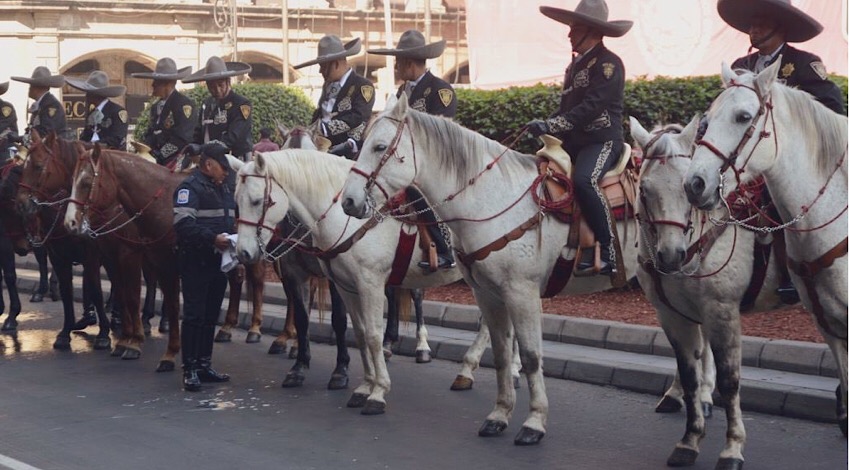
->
<box><xmin>132</xmin><ymin>57</ymin><xmax>193</xmax><ymax>81</ymax></box>
<box><xmin>368</xmin><ymin>30</ymin><xmax>446</xmax><ymax>60</ymax></box>
<box><xmin>293</xmin><ymin>36</ymin><xmax>362</xmax><ymax>69</ymax></box>
<box><xmin>182</xmin><ymin>56</ymin><xmax>252</xmax><ymax>84</ymax></box>
<box><xmin>11</xmin><ymin>66</ymin><xmax>65</xmax><ymax>88</ymax></box>
<box><xmin>540</xmin><ymin>0</ymin><xmax>633</xmax><ymax>38</ymax></box>
<box><xmin>718</xmin><ymin>0</ymin><xmax>822</xmax><ymax>43</ymax></box>
<box><xmin>65</xmin><ymin>70</ymin><xmax>126</xmax><ymax>97</ymax></box>
<box><xmin>0</xmin><ymin>82</ymin><xmax>8</xmax><ymax>96</ymax></box>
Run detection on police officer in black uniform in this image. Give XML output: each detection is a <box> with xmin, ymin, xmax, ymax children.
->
<box><xmin>526</xmin><ymin>0</ymin><xmax>632</xmax><ymax>276</ymax></box>
<box><xmin>369</xmin><ymin>29</ymin><xmax>458</xmax><ymax>269</ymax></box>
<box><xmin>183</xmin><ymin>56</ymin><xmax>253</xmax><ymax>161</ymax></box>
<box><xmin>132</xmin><ymin>57</ymin><xmax>196</xmax><ymax>166</ymax></box>
<box><xmin>173</xmin><ymin>142</ymin><xmax>236</xmax><ymax>391</ymax></box>
<box><xmin>66</xmin><ymin>70</ymin><xmax>129</xmax><ymax>150</ymax></box>
<box><xmin>294</xmin><ymin>35</ymin><xmax>376</xmax><ymax>160</ymax></box>
<box><xmin>719</xmin><ymin>0</ymin><xmax>845</xmax><ymax>115</ymax></box>
<box><xmin>0</xmin><ymin>81</ymin><xmax>19</xmax><ymax>154</ymax></box>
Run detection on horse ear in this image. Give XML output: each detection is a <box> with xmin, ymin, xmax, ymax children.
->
<box><xmin>629</xmin><ymin>116</ymin><xmax>651</xmax><ymax>148</ymax></box>
<box><xmin>255</xmin><ymin>152</ymin><xmax>267</xmax><ymax>173</ymax></box>
<box><xmin>276</xmin><ymin>119</ymin><xmax>290</xmax><ymax>139</ymax></box>
<box><xmin>30</xmin><ymin>128</ymin><xmax>41</xmax><ymax>142</ymax></box>
<box><xmin>756</xmin><ymin>56</ymin><xmax>781</xmax><ymax>95</ymax></box>
<box><xmin>226</xmin><ymin>154</ymin><xmax>244</xmax><ymax>172</ymax></box>
<box><xmin>44</xmin><ymin>130</ymin><xmax>57</xmax><ymax>147</ymax></box>
<box><xmin>680</xmin><ymin>114</ymin><xmax>701</xmax><ymax>146</ymax></box>
<box><xmin>720</xmin><ymin>61</ymin><xmax>737</xmax><ymax>88</ymax></box>
<box><xmin>91</xmin><ymin>143</ymin><xmax>101</xmax><ymax>163</ymax></box>
<box><xmin>389</xmin><ymin>93</ymin><xmax>408</xmax><ymax>119</ymax></box>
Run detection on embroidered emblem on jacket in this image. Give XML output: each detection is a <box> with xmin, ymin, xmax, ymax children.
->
<box><xmin>183</xmin><ymin>105</ymin><xmax>193</xmax><ymax>119</ymax></box>
<box><xmin>48</xmin><ymin>107</ymin><xmax>57</xmax><ymax>117</ymax></box>
<box><xmin>587</xmin><ymin>58</ymin><xmax>597</xmax><ymax>68</ymax></box>
<box><xmin>361</xmin><ymin>85</ymin><xmax>374</xmax><ymax>102</ymax></box>
<box><xmin>118</xmin><ymin>110</ymin><xmax>128</xmax><ymax>123</ymax></box>
<box><xmin>176</xmin><ymin>189</ymin><xmax>190</xmax><ymax>204</ymax></box>
<box><xmin>574</xmin><ymin>69</ymin><xmax>590</xmax><ymax>88</ymax></box>
<box><xmin>1</xmin><ymin>106</ymin><xmax>11</xmax><ymax>118</ymax></box>
<box><xmin>240</xmin><ymin>104</ymin><xmax>251</xmax><ymax>120</ymax></box>
<box><xmin>337</xmin><ymin>96</ymin><xmax>352</xmax><ymax>112</ymax></box>
<box><xmin>438</xmin><ymin>89</ymin><xmax>453</xmax><ymax>107</ymax></box>
<box><xmin>412</xmin><ymin>98</ymin><xmax>426</xmax><ymax>112</ymax></box>
<box><xmin>780</xmin><ymin>63</ymin><xmax>795</xmax><ymax>78</ymax></box>
<box><xmin>810</xmin><ymin>61</ymin><xmax>827</xmax><ymax>80</ymax></box>
<box><xmin>602</xmin><ymin>63</ymin><xmax>615</xmax><ymax>79</ymax></box>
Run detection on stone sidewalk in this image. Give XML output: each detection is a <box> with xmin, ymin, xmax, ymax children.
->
<box><xmin>12</xmin><ymin>256</ymin><xmax>840</xmax><ymax>424</ymax></box>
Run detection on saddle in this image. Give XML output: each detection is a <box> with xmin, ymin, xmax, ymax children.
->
<box><xmin>387</xmin><ymin>190</ymin><xmax>445</xmax><ymax>274</ymax></box>
<box><xmin>128</xmin><ymin>140</ymin><xmax>159</xmax><ymax>165</ymax></box>
<box><xmin>535</xmin><ymin>135</ymin><xmax>638</xmax><ymax>287</ymax></box>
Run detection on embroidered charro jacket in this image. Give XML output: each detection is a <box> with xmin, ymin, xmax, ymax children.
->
<box><xmin>79</xmin><ymin>100</ymin><xmax>129</xmax><ymax>150</ymax></box>
<box><xmin>0</xmin><ymin>100</ymin><xmax>18</xmax><ymax>137</ymax></box>
<box><xmin>194</xmin><ymin>90</ymin><xmax>253</xmax><ymax>159</ymax></box>
<box><xmin>143</xmin><ymin>90</ymin><xmax>196</xmax><ymax>164</ymax></box>
<box><xmin>395</xmin><ymin>70</ymin><xmax>457</xmax><ymax>118</ymax></box>
<box><xmin>311</xmin><ymin>72</ymin><xmax>375</xmax><ymax>151</ymax></box>
<box><xmin>545</xmin><ymin>44</ymin><xmax>625</xmax><ymax>149</ymax></box>
<box><xmin>732</xmin><ymin>44</ymin><xmax>846</xmax><ymax>115</ymax></box>
<box><xmin>28</xmin><ymin>92</ymin><xmax>70</xmax><ymax>139</ymax></box>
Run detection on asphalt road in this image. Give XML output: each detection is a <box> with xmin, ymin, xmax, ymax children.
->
<box><xmin>0</xmin><ymin>296</ymin><xmax>846</xmax><ymax>470</ymax></box>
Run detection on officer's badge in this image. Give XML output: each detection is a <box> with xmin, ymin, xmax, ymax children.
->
<box><xmin>183</xmin><ymin>105</ymin><xmax>192</xmax><ymax>119</ymax></box>
<box><xmin>810</xmin><ymin>61</ymin><xmax>827</xmax><ymax>80</ymax></box>
<box><xmin>48</xmin><ymin>107</ymin><xmax>56</xmax><ymax>117</ymax></box>
<box><xmin>574</xmin><ymin>69</ymin><xmax>590</xmax><ymax>88</ymax></box>
<box><xmin>438</xmin><ymin>89</ymin><xmax>453</xmax><ymax>107</ymax></box>
<box><xmin>779</xmin><ymin>63</ymin><xmax>795</xmax><ymax>79</ymax></box>
<box><xmin>1</xmin><ymin>106</ymin><xmax>11</xmax><ymax>118</ymax></box>
<box><xmin>240</xmin><ymin>104</ymin><xmax>251</xmax><ymax>120</ymax></box>
<box><xmin>337</xmin><ymin>96</ymin><xmax>352</xmax><ymax>112</ymax></box>
<box><xmin>176</xmin><ymin>189</ymin><xmax>190</xmax><ymax>205</ymax></box>
<box><xmin>602</xmin><ymin>63</ymin><xmax>615</xmax><ymax>79</ymax></box>
<box><xmin>224</xmin><ymin>102</ymin><xmax>232</xmax><ymax>110</ymax></box>
<box><xmin>588</xmin><ymin>58</ymin><xmax>597</xmax><ymax>68</ymax></box>
<box><xmin>412</xmin><ymin>98</ymin><xmax>427</xmax><ymax>112</ymax></box>
<box><xmin>361</xmin><ymin>85</ymin><xmax>374</xmax><ymax>102</ymax></box>
<box><xmin>118</xmin><ymin>110</ymin><xmax>128</xmax><ymax>123</ymax></box>
<box><xmin>423</xmin><ymin>87</ymin><xmax>431</xmax><ymax>97</ymax></box>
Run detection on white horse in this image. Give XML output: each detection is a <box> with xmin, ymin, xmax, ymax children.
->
<box><xmin>683</xmin><ymin>61</ymin><xmax>848</xmax><ymax>437</ymax></box>
<box><xmin>340</xmin><ymin>95</ymin><xmax>638</xmax><ymax>445</ymax></box>
<box><xmin>632</xmin><ymin>116</ymin><xmax>799</xmax><ymax>469</ymax></box>
<box><xmin>234</xmin><ymin>149</ymin><xmax>462</xmax><ymax>415</ymax></box>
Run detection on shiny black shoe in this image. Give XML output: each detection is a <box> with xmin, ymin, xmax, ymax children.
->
<box><xmin>418</xmin><ymin>255</ymin><xmax>457</xmax><ymax>270</ymax></box>
<box><xmin>777</xmin><ymin>282</ymin><xmax>800</xmax><ymax>305</ymax></box>
<box><xmin>197</xmin><ymin>358</ymin><xmax>230</xmax><ymax>383</ymax></box>
<box><xmin>71</xmin><ymin>309</ymin><xmax>98</xmax><ymax>331</ymax></box>
<box><xmin>29</xmin><ymin>292</ymin><xmax>44</xmax><ymax>303</ymax></box>
<box><xmin>183</xmin><ymin>368</ymin><xmax>202</xmax><ymax>392</ymax></box>
<box><xmin>575</xmin><ymin>260</ymin><xmax>616</xmax><ymax>276</ymax></box>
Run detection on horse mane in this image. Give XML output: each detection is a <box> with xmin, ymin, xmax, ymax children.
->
<box><xmin>646</xmin><ymin>123</ymin><xmax>685</xmax><ymax>160</ymax></box>
<box><xmin>260</xmin><ymin>149</ymin><xmax>354</xmax><ymax>200</ymax></box>
<box><xmin>404</xmin><ymin>110</ymin><xmax>538</xmax><ymax>189</ymax></box>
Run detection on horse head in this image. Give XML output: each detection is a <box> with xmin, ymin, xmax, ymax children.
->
<box><xmin>342</xmin><ymin>93</ymin><xmax>414</xmax><ymax>219</ymax></box>
<box><xmin>17</xmin><ymin>128</ymin><xmax>76</xmax><ymax>218</ymax></box>
<box><xmin>684</xmin><ymin>60</ymin><xmax>782</xmax><ymax>210</ymax></box>
<box><xmin>65</xmin><ymin>143</ymin><xmax>102</xmax><ymax>235</ymax></box>
<box><xmin>235</xmin><ymin>152</ymin><xmax>289</xmax><ymax>264</ymax></box>
<box><xmin>0</xmin><ymin>164</ymin><xmax>31</xmax><ymax>255</ymax></box>
<box><xmin>631</xmin><ymin>115</ymin><xmax>700</xmax><ymax>272</ymax></box>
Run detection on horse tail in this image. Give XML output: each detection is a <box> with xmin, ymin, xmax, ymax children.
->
<box><xmin>395</xmin><ymin>288</ymin><xmax>413</xmax><ymax>326</ymax></box>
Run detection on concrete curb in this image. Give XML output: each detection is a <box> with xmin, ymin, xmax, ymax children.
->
<box><xmin>12</xmin><ymin>258</ymin><xmax>839</xmax><ymax>424</ymax></box>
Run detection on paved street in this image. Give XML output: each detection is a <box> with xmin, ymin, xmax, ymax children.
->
<box><xmin>0</xmin><ymin>296</ymin><xmax>846</xmax><ymax>470</ymax></box>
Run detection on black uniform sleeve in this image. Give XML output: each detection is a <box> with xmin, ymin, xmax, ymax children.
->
<box><xmin>0</xmin><ymin>103</ymin><xmax>18</xmax><ymax>136</ymax></box>
<box><xmin>795</xmin><ymin>59</ymin><xmax>846</xmax><ymax>115</ymax></box>
<box><xmin>426</xmin><ymin>86</ymin><xmax>457</xmax><ymax>118</ymax></box>
<box><xmin>34</xmin><ymin>104</ymin><xmax>66</xmax><ymax>137</ymax></box>
<box><xmin>219</xmin><ymin>99</ymin><xmax>252</xmax><ymax>151</ymax></box>
<box><xmin>166</xmin><ymin>98</ymin><xmax>197</xmax><ymax>157</ymax></box>
<box><xmin>546</xmin><ymin>58</ymin><xmax>625</xmax><ymax>133</ymax></box>
<box><xmin>173</xmin><ymin>181</ymin><xmax>217</xmax><ymax>248</ymax></box>
<box><xmin>100</xmin><ymin>105</ymin><xmax>128</xmax><ymax>150</ymax></box>
<box><xmin>324</xmin><ymin>80</ymin><xmax>375</xmax><ymax>147</ymax></box>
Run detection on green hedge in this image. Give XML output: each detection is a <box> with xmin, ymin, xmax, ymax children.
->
<box><xmin>456</xmin><ymin>75</ymin><xmax>848</xmax><ymax>154</ymax></box>
<box><xmin>133</xmin><ymin>83</ymin><xmax>315</xmax><ymax>143</ymax></box>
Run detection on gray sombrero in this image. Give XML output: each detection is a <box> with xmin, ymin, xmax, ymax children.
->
<box><xmin>11</xmin><ymin>66</ymin><xmax>65</xmax><ymax>88</ymax></box>
<box><xmin>182</xmin><ymin>56</ymin><xmax>252</xmax><ymax>84</ymax></box>
<box><xmin>718</xmin><ymin>0</ymin><xmax>822</xmax><ymax>43</ymax></box>
<box><xmin>132</xmin><ymin>57</ymin><xmax>193</xmax><ymax>80</ymax></box>
<box><xmin>0</xmin><ymin>82</ymin><xmax>8</xmax><ymax>96</ymax></box>
<box><xmin>293</xmin><ymin>36</ymin><xmax>362</xmax><ymax>69</ymax></box>
<box><xmin>540</xmin><ymin>0</ymin><xmax>633</xmax><ymax>37</ymax></box>
<box><xmin>65</xmin><ymin>70</ymin><xmax>126</xmax><ymax>97</ymax></box>
<box><xmin>368</xmin><ymin>30</ymin><xmax>446</xmax><ymax>60</ymax></box>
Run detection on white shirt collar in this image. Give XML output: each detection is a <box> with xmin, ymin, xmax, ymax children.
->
<box><xmin>96</xmin><ymin>98</ymin><xmax>109</xmax><ymax>111</ymax></box>
<box><xmin>408</xmin><ymin>70</ymin><xmax>429</xmax><ymax>89</ymax></box>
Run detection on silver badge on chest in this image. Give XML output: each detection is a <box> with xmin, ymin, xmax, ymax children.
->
<box><xmin>213</xmin><ymin>108</ymin><xmax>228</xmax><ymax>125</ymax></box>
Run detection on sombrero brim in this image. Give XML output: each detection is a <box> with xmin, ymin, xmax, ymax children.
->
<box><xmin>293</xmin><ymin>38</ymin><xmax>362</xmax><ymax>69</ymax></box>
<box><xmin>540</xmin><ymin>6</ymin><xmax>633</xmax><ymax>37</ymax></box>
<box><xmin>368</xmin><ymin>39</ymin><xmax>446</xmax><ymax>60</ymax></box>
<box><xmin>11</xmin><ymin>74</ymin><xmax>65</xmax><ymax>88</ymax></box>
<box><xmin>132</xmin><ymin>66</ymin><xmax>193</xmax><ymax>80</ymax></box>
<box><xmin>718</xmin><ymin>0</ymin><xmax>822</xmax><ymax>43</ymax></box>
<box><xmin>0</xmin><ymin>82</ymin><xmax>8</xmax><ymax>96</ymax></box>
<box><xmin>64</xmin><ymin>77</ymin><xmax>126</xmax><ymax>97</ymax></box>
<box><xmin>182</xmin><ymin>62</ymin><xmax>252</xmax><ymax>83</ymax></box>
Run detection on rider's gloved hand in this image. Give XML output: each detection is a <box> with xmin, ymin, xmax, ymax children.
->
<box><xmin>329</xmin><ymin>140</ymin><xmax>353</xmax><ymax>156</ymax></box>
<box><xmin>526</xmin><ymin>119</ymin><xmax>550</xmax><ymax>138</ymax></box>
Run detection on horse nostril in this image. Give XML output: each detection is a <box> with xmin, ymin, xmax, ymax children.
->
<box><xmin>676</xmin><ymin>247</ymin><xmax>686</xmax><ymax>262</ymax></box>
<box><xmin>341</xmin><ymin>197</ymin><xmax>354</xmax><ymax>213</ymax></box>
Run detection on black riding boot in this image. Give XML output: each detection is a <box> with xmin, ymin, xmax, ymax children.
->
<box><xmin>197</xmin><ymin>356</ymin><xmax>230</xmax><ymax>383</ymax></box>
<box><xmin>71</xmin><ymin>305</ymin><xmax>98</xmax><ymax>331</ymax></box>
<box><xmin>576</xmin><ymin>244</ymin><xmax>616</xmax><ymax>275</ymax></box>
<box><xmin>182</xmin><ymin>360</ymin><xmax>202</xmax><ymax>392</ymax></box>
<box><xmin>181</xmin><ymin>323</ymin><xmax>202</xmax><ymax>391</ymax></box>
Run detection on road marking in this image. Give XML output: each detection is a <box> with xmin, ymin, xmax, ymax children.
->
<box><xmin>0</xmin><ymin>453</ymin><xmax>42</xmax><ymax>470</ymax></box>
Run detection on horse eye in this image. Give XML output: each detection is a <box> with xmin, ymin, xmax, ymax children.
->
<box><xmin>373</xmin><ymin>143</ymin><xmax>388</xmax><ymax>152</ymax></box>
<box><xmin>251</xmin><ymin>199</ymin><xmax>261</xmax><ymax>207</ymax></box>
<box><xmin>736</xmin><ymin>112</ymin><xmax>752</xmax><ymax>124</ymax></box>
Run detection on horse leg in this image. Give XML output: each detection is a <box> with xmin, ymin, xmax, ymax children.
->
<box><xmin>268</xmin><ymin>287</ymin><xmax>296</xmax><ymax>355</ymax></box>
<box><xmin>505</xmin><ymin>289</ymin><xmax>547</xmax><ymax>445</ymax></box>
<box><xmin>657</xmin><ymin>339</ymin><xmax>716</xmax><ymax>418</ymax></box>
<box><xmin>87</xmin><ymin>250</ymin><xmax>111</xmax><ymax>351</ymax></box>
<box><xmin>660</xmin><ymin>312</ymin><xmax>707</xmax><ymax>467</ymax></box>
<box><xmin>412</xmin><ymin>288</ymin><xmax>431</xmax><ymax>363</ymax></box>
<box><xmin>327</xmin><ymin>281</ymin><xmax>350</xmax><ymax>390</ymax></box>
<box><xmin>382</xmin><ymin>286</ymin><xmax>399</xmax><ymax>360</ymax></box>
<box><xmin>823</xmin><ymin>335</ymin><xmax>849</xmax><ymax>437</ymax></box>
<box><xmin>245</xmin><ymin>262</ymin><xmax>265</xmax><ymax>343</ymax></box>
<box><xmin>281</xmin><ymin>277</ymin><xmax>311</xmax><ymax>388</ymax></box>
<box><xmin>338</xmin><ymin>288</ymin><xmax>376</xmax><ymax>410</ymax></box>
<box><xmin>705</xmin><ymin>315</ymin><xmax>746</xmax><ymax>470</ymax></box>
<box><xmin>141</xmin><ymin>264</ymin><xmax>157</xmax><ymax>336</ymax></box>
<box><xmin>49</xmin><ymin>249</ymin><xmax>76</xmax><ymax>350</ymax></box>
<box><xmin>156</xmin><ymin>260</ymin><xmax>181</xmax><ymax>372</ymax></box>
<box><xmin>215</xmin><ymin>266</ymin><xmax>244</xmax><ymax>343</ymax></box>
<box><xmin>0</xmin><ymin>237</ymin><xmax>19</xmax><ymax>332</ymax></box>
<box><xmin>30</xmin><ymin>246</ymin><xmax>48</xmax><ymax>302</ymax></box>
<box><xmin>451</xmin><ymin>321</ymin><xmax>489</xmax><ymax>391</ymax></box>
<box><xmin>475</xmin><ymin>293</ymin><xmax>517</xmax><ymax>439</ymax></box>
<box><xmin>351</xmin><ymin>285</ymin><xmax>390</xmax><ymax>416</ymax></box>
<box><xmin>116</xmin><ymin>253</ymin><xmax>143</xmax><ymax>360</ymax></box>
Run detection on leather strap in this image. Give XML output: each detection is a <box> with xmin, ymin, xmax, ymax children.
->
<box><xmin>455</xmin><ymin>212</ymin><xmax>544</xmax><ymax>267</ymax></box>
<box><xmin>317</xmin><ymin>217</ymin><xmax>381</xmax><ymax>260</ymax></box>
<box><xmin>542</xmin><ymin>256</ymin><xmax>574</xmax><ymax>298</ymax></box>
<box><xmin>638</xmin><ymin>255</ymin><xmax>702</xmax><ymax>324</ymax></box>
<box><xmin>787</xmin><ymin>237</ymin><xmax>848</xmax><ymax>340</ymax></box>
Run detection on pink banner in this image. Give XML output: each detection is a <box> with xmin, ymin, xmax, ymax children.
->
<box><xmin>466</xmin><ymin>0</ymin><xmax>847</xmax><ymax>89</ymax></box>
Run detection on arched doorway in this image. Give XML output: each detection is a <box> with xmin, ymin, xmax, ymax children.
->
<box><xmin>225</xmin><ymin>51</ymin><xmax>299</xmax><ymax>84</ymax></box>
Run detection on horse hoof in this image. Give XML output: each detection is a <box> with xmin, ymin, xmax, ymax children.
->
<box><xmin>156</xmin><ymin>360</ymin><xmax>175</xmax><ymax>373</ymax></box>
<box><xmin>513</xmin><ymin>376</ymin><xmax>521</xmax><ymax>389</ymax></box>
<box><xmin>121</xmin><ymin>348</ymin><xmax>141</xmax><ymax>360</ymax></box>
<box><xmin>214</xmin><ymin>330</ymin><xmax>232</xmax><ymax>343</ymax></box>
<box><xmin>361</xmin><ymin>400</ymin><xmax>386</xmax><ymax>415</ymax></box>
<box><xmin>667</xmin><ymin>447</ymin><xmax>699</xmax><ymax>467</ymax></box>
<box><xmin>29</xmin><ymin>292</ymin><xmax>44</xmax><ymax>303</ymax></box>
<box><xmin>703</xmin><ymin>402</ymin><xmax>713</xmax><ymax>419</ymax></box>
<box><xmin>347</xmin><ymin>393</ymin><xmax>369</xmax><ymax>408</ymax></box>
<box><xmin>246</xmin><ymin>332</ymin><xmax>261</xmax><ymax>344</ymax></box>
<box><xmin>450</xmin><ymin>375</ymin><xmax>473</xmax><ymax>391</ymax></box>
<box><xmin>415</xmin><ymin>350</ymin><xmax>431</xmax><ymax>363</ymax></box>
<box><xmin>514</xmin><ymin>426</ymin><xmax>545</xmax><ymax>446</ymax></box>
<box><xmin>655</xmin><ymin>395</ymin><xmax>684</xmax><ymax>413</ymax></box>
<box><xmin>158</xmin><ymin>320</ymin><xmax>169</xmax><ymax>333</ymax></box>
<box><xmin>328</xmin><ymin>374</ymin><xmax>349</xmax><ymax>390</ymax></box>
<box><xmin>53</xmin><ymin>335</ymin><xmax>71</xmax><ymax>350</ymax></box>
<box><xmin>478</xmin><ymin>419</ymin><xmax>508</xmax><ymax>437</ymax></box>
<box><xmin>142</xmin><ymin>323</ymin><xmax>152</xmax><ymax>337</ymax></box>
<box><xmin>288</xmin><ymin>348</ymin><xmax>298</xmax><ymax>360</ymax></box>
<box><xmin>93</xmin><ymin>336</ymin><xmax>111</xmax><ymax>351</ymax></box>
<box><xmin>1</xmin><ymin>318</ymin><xmax>18</xmax><ymax>332</ymax></box>
<box><xmin>281</xmin><ymin>372</ymin><xmax>305</xmax><ymax>388</ymax></box>
<box><xmin>110</xmin><ymin>345</ymin><xmax>126</xmax><ymax>357</ymax></box>
<box><xmin>267</xmin><ymin>342</ymin><xmax>286</xmax><ymax>355</ymax></box>
<box><xmin>714</xmin><ymin>457</ymin><xmax>744</xmax><ymax>470</ymax></box>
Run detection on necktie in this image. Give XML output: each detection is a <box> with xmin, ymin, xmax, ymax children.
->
<box><xmin>327</xmin><ymin>82</ymin><xmax>341</xmax><ymax>100</ymax></box>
